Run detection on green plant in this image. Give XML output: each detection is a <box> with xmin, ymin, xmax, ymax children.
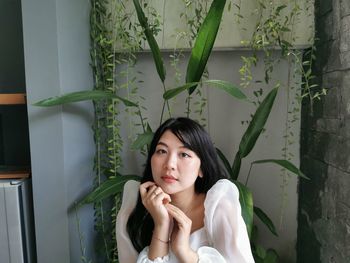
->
<box><xmin>34</xmin><ymin>1</ymin><xmax>317</xmax><ymax>262</ymax></box>
<box><xmin>215</xmin><ymin>86</ymin><xmax>309</xmax><ymax>262</ymax></box>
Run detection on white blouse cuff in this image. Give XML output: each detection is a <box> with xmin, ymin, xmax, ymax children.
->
<box><xmin>197</xmin><ymin>246</ymin><xmax>226</xmax><ymax>262</ymax></box>
<box><xmin>137</xmin><ymin>246</ymin><xmax>170</xmax><ymax>263</ymax></box>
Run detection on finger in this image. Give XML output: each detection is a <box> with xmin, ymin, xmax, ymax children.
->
<box><xmin>139</xmin><ymin>181</ymin><xmax>155</xmax><ymax>198</ymax></box>
<box><xmin>166</xmin><ymin>205</ymin><xmax>192</xmax><ymax>231</ymax></box>
<box><xmin>146</xmin><ymin>185</ymin><xmax>158</xmax><ymax>199</ymax></box>
<box><xmin>166</xmin><ymin>204</ymin><xmax>189</xmax><ymax>225</ymax></box>
<box><xmin>148</xmin><ymin>185</ymin><xmax>167</xmax><ymax>200</ymax></box>
<box><xmin>162</xmin><ymin>192</ymin><xmax>172</xmax><ymax>204</ymax></box>
<box><xmin>166</xmin><ymin>204</ymin><xmax>186</xmax><ymax>216</ymax></box>
<box><xmin>153</xmin><ymin>186</ymin><xmax>163</xmax><ymax>196</ymax></box>
<box><xmin>154</xmin><ymin>192</ymin><xmax>171</xmax><ymax>204</ymax></box>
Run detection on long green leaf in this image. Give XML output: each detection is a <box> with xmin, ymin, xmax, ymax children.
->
<box><xmin>254</xmin><ymin>206</ymin><xmax>278</xmax><ymax>236</ymax></box>
<box><xmin>185</xmin><ymin>0</ymin><xmax>227</xmax><ymax>94</ymax></box>
<box><xmin>33</xmin><ymin>90</ymin><xmax>138</xmax><ymax>107</ymax></box>
<box><xmin>78</xmin><ymin>175</ymin><xmax>140</xmax><ymax>206</ymax></box>
<box><xmin>252</xmin><ymin>159</ymin><xmax>309</xmax><ymax>179</ymax></box>
<box><xmin>216</xmin><ymin>147</ymin><xmax>233</xmax><ymax>177</ymax></box>
<box><xmin>131</xmin><ymin>130</ymin><xmax>154</xmax><ymax>150</ymax></box>
<box><xmin>133</xmin><ymin>0</ymin><xmax>166</xmax><ymax>82</ymax></box>
<box><xmin>232</xmin><ymin>88</ymin><xmax>278</xmax><ymax>179</ymax></box>
<box><xmin>239</xmin><ymin>87</ymin><xmax>278</xmax><ymax>157</ymax></box>
<box><xmin>163</xmin><ymin>82</ymin><xmax>199</xmax><ymax>100</ymax></box>
<box><xmin>205</xmin><ymin>80</ymin><xmax>248</xmax><ymax>100</ymax></box>
<box><xmin>232</xmin><ymin>180</ymin><xmax>253</xmax><ymax>238</ymax></box>
<box><xmin>163</xmin><ymin>80</ymin><xmax>247</xmax><ymax>101</ymax></box>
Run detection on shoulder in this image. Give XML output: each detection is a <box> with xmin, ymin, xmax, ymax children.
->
<box><xmin>123</xmin><ymin>179</ymin><xmax>140</xmax><ymax>193</ymax></box>
<box><xmin>204</xmin><ymin>179</ymin><xmax>241</xmax><ymax>233</ymax></box>
<box><xmin>205</xmin><ymin>179</ymin><xmax>240</xmax><ymax>207</ymax></box>
<box><xmin>119</xmin><ymin>180</ymin><xmax>140</xmax><ymax>212</ymax></box>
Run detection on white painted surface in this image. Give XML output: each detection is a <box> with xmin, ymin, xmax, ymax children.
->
<box><xmin>22</xmin><ymin>0</ymin><xmax>95</xmax><ymax>262</ymax></box>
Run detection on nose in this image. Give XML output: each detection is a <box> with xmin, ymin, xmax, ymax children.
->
<box><xmin>164</xmin><ymin>153</ymin><xmax>176</xmax><ymax>170</ymax></box>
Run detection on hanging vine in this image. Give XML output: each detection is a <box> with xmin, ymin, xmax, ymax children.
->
<box><xmin>232</xmin><ymin>0</ymin><xmax>324</xmax><ymax>259</ymax></box>
<box><xmin>87</xmin><ymin>0</ymin><xmax>166</xmax><ymax>262</ymax></box>
<box><xmin>88</xmin><ymin>0</ymin><xmax>142</xmax><ymax>262</ymax></box>
<box><xmin>83</xmin><ymin>0</ymin><xmax>321</xmax><ymax>262</ymax></box>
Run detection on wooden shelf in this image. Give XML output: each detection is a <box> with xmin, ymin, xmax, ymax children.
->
<box><xmin>0</xmin><ymin>166</ymin><xmax>30</xmax><ymax>179</ymax></box>
<box><xmin>0</xmin><ymin>93</ymin><xmax>26</xmax><ymax>105</ymax></box>
<box><xmin>0</xmin><ymin>170</ymin><xmax>30</xmax><ymax>179</ymax></box>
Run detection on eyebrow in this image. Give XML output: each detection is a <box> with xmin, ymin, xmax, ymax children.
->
<box><xmin>157</xmin><ymin>141</ymin><xmax>187</xmax><ymax>149</ymax></box>
<box><xmin>157</xmin><ymin>142</ymin><xmax>168</xmax><ymax>147</ymax></box>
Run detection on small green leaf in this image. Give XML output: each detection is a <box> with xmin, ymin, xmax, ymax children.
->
<box><xmin>33</xmin><ymin>90</ymin><xmax>138</xmax><ymax>107</ymax></box>
<box><xmin>78</xmin><ymin>175</ymin><xmax>140</xmax><ymax>206</ymax></box>
<box><xmin>254</xmin><ymin>206</ymin><xmax>278</xmax><ymax>236</ymax></box>
<box><xmin>264</xmin><ymin>249</ymin><xmax>279</xmax><ymax>263</ymax></box>
<box><xmin>276</xmin><ymin>4</ymin><xmax>287</xmax><ymax>14</ymax></box>
<box><xmin>163</xmin><ymin>82</ymin><xmax>200</xmax><ymax>100</ymax></box>
<box><xmin>255</xmin><ymin>245</ymin><xmax>266</xmax><ymax>259</ymax></box>
<box><xmin>216</xmin><ymin>147</ymin><xmax>233</xmax><ymax>177</ymax></box>
<box><xmin>252</xmin><ymin>159</ymin><xmax>309</xmax><ymax>179</ymax></box>
<box><xmin>280</xmin><ymin>26</ymin><xmax>291</xmax><ymax>32</ymax></box>
<box><xmin>232</xmin><ymin>180</ymin><xmax>253</xmax><ymax>238</ymax></box>
<box><xmin>186</xmin><ymin>0</ymin><xmax>227</xmax><ymax>94</ymax></box>
<box><xmin>133</xmin><ymin>0</ymin><xmax>166</xmax><ymax>82</ymax></box>
<box><xmin>131</xmin><ymin>130</ymin><xmax>154</xmax><ymax>150</ymax></box>
<box><xmin>205</xmin><ymin>80</ymin><xmax>248</xmax><ymax>100</ymax></box>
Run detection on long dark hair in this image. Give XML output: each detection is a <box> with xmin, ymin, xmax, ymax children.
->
<box><xmin>126</xmin><ymin>117</ymin><xmax>226</xmax><ymax>252</ymax></box>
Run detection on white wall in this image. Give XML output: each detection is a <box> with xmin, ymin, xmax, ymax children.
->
<box><xmin>120</xmin><ymin>50</ymin><xmax>301</xmax><ymax>262</ymax></box>
<box><xmin>22</xmin><ymin>0</ymin><xmax>95</xmax><ymax>262</ymax></box>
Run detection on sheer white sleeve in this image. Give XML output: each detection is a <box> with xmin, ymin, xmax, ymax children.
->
<box><xmin>204</xmin><ymin>179</ymin><xmax>255</xmax><ymax>263</ymax></box>
<box><xmin>196</xmin><ymin>246</ymin><xmax>226</xmax><ymax>262</ymax></box>
<box><xmin>116</xmin><ymin>180</ymin><xmax>140</xmax><ymax>263</ymax></box>
<box><xmin>136</xmin><ymin>247</ymin><xmax>170</xmax><ymax>263</ymax></box>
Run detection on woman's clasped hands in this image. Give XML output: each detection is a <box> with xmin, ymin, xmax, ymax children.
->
<box><xmin>139</xmin><ymin>181</ymin><xmax>198</xmax><ymax>262</ymax></box>
<box><xmin>140</xmin><ymin>181</ymin><xmax>172</xmax><ymax>226</ymax></box>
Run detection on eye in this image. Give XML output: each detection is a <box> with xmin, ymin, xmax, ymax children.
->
<box><xmin>155</xmin><ymin>149</ymin><xmax>167</xmax><ymax>154</ymax></box>
<box><xmin>180</xmin><ymin>152</ymin><xmax>191</xmax><ymax>158</ymax></box>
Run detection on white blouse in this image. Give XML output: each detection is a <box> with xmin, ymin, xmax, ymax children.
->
<box><xmin>116</xmin><ymin>179</ymin><xmax>255</xmax><ymax>263</ymax></box>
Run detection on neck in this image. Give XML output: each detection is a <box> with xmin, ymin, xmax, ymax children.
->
<box><xmin>170</xmin><ymin>188</ymin><xmax>202</xmax><ymax>214</ymax></box>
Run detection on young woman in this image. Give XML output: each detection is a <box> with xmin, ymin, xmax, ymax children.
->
<box><xmin>116</xmin><ymin>117</ymin><xmax>254</xmax><ymax>262</ymax></box>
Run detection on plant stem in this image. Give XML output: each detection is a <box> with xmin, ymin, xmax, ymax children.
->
<box><xmin>159</xmin><ymin>100</ymin><xmax>166</xmax><ymax>126</ymax></box>
<box><xmin>160</xmin><ymin>82</ymin><xmax>171</xmax><ymax>124</ymax></box>
<box><xmin>74</xmin><ymin>204</ymin><xmax>91</xmax><ymax>263</ymax></box>
<box><xmin>245</xmin><ymin>163</ymin><xmax>254</xmax><ymax>186</ymax></box>
<box><xmin>186</xmin><ymin>95</ymin><xmax>191</xmax><ymax>118</ymax></box>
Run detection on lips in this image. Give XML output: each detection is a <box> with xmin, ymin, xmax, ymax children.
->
<box><xmin>161</xmin><ymin>175</ymin><xmax>177</xmax><ymax>183</ymax></box>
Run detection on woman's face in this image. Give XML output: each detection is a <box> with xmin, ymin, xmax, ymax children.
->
<box><xmin>151</xmin><ymin>130</ymin><xmax>202</xmax><ymax>195</ymax></box>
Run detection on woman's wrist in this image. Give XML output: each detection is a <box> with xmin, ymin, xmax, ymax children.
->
<box><xmin>148</xmin><ymin>226</ymin><xmax>170</xmax><ymax>260</ymax></box>
<box><xmin>152</xmin><ymin>235</ymin><xmax>170</xmax><ymax>246</ymax></box>
<box><xmin>153</xmin><ymin>222</ymin><xmax>170</xmax><ymax>237</ymax></box>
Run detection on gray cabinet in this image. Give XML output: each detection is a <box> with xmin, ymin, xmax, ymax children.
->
<box><xmin>0</xmin><ymin>179</ymin><xmax>35</xmax><ymax>263</ymax></box>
